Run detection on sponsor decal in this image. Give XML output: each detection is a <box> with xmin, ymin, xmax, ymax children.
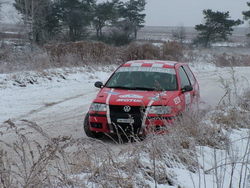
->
<box><xmin>119</xmin><ymin>94</ymin><xmax>143</xmax><ymax>99</ymax></box>
<box><xmin>149</xmin><ymin>92</ymin><xmax>167</xmax><ymax>101</ymax></box>
<box><xmin>174</xmin><ymin>97</ymin><xmax>181</xmax><ymax>104</ymax></box>
<box><xmin>116</xmin><ymin>99</ymin><xmax>141</xmax><ymax>102</ymax></box>
<box><xmin>185</xmin><ymin>93</ymin><xmax>191</xmax><ymax>105</ymax></box>
<box><xmin>117</xmin><ymin>66</ymin><xmax>176</xmax><ymax>74</ymax></box>
<box><xmin>105</xmin><ymin>91</ymin><xmax>120</xmax><ymax>95</ymax></box>
<box><xmin>156</xmin><ymin>92</ymin><xmax>167</xmax><ymax>98</ymax></box>
<box><xmin>148</xmin><ymin>97</ymin><xmax>159</xmax><ymax>101</ymax></box>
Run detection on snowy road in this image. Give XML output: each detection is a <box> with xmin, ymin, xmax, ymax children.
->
<box><xmin>1</xmin><ymin>64</ymin><xmax>250</xmax><ymax>139</ymax></box>
<box><xmin>0</xmin><ymin>68</ymin><xmax>109</xmax><ymax>139</ymax></box>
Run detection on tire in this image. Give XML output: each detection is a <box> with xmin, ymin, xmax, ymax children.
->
<box><xmin>83</xmin><ymin>113</ymin><xmax>103</xmax><ymax>138</ymax></box>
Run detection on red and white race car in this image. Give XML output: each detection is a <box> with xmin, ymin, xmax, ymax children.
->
<box><xmin>84</xmin><ymin>60</ymin><xmax>200</xmax><ymax>138</ymax></box>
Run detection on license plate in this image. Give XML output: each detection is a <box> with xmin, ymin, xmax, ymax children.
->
<box><xmin>117</xmin><ymin>118</ymin><xmax>134</xmax><ymax>124</ymax></box>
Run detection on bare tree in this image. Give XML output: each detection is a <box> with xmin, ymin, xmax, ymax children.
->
<box><xmin>172</xmin><ymin>24</ymin><xmax>187</xmax><ymax>44</ymax></box>
<box><xmin>0</xmin><ymin>0</ymin><xmax>7</xmax><ymax>20</ymax></box>
<box><xmin>13</xmin><ymin>0</ymin><xmax>52</xmax><ymax>48</ymax></box>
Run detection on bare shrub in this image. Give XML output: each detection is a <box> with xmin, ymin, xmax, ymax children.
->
<box><xmin>45</xmin><ymin>41</ymin><xmax>120</xmax><ymax>65</ymax></box>
<box><xmin>211</xmin><ymin>106</ymin><xmax>250</xmax><ymax>129</ymax></box>
<box><xmin>0</xmin><ymin>42</ymin><xmax>12</xmax><ymax>62</ymax></box>
<box><xmin>0</xmin><ymin>44</ymin><xmax>51</xmax><ymax>73</ymax></box>
<box><xmin>1</xmin><ymin>40</ymin><xmax>189</xmax><ymax>73</ymax></box>
<box><xmin>2</xmin><ymin>105</ymin><xmax>248</xmax><ymax>187</ymax></box>
<box><xmin>0</xmin><ymin>119</ymin><xmax>178</xmax><ymax>187</ymax></box>
<box><xmin>0</xmin><ymin>120</ymin><xmax>75</xmax><ymax>187</ymax></box>
<box><xmin>0</xmin><ymin>116</ymin><xmax>210</xmax><ymax>187</ymax></box>
<box><xmin>239</xmin><ymin>89</ymin><xmax>250</xmax><ymax>110</ymax></box>
<box><xmin>212</xmin><ymin>53</ymin><xmax>250</xmax><ymax>67</ymax></box>
<box><xmin>172</xmin><ymin>25</ymin><xmax>187</xmax><ymax>44</ymax></box>
<box><xmin>218</xmin><ymin>66</ymin><xmax>250</xmax><ymax>107</ymax></box>
<box><xmin>213</xmin><ymin>68</ymin><xmax>250</xmax><ymax>127</ymax></box>
<box><xmin>144</xmin><ymin>133</ymin><xmax>199</xmax><ymax>174</ymax></box>
<box><xmin>121</xmin><ymin>42</ymin><xmax>161</xmax><ymax>61</ymax></box>
<box><xmin>171</xmin><ymin>110</ymin><xmax>228</xmax><ymax>149</ymax></box>
<box><xmin>162</xmin><ymin>41</ymin><xmax>185</xmax><ymax>61</ymax></box>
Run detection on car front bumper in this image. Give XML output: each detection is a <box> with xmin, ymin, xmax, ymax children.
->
<box><xmin>89</xmin><ymin>112</ymin><xmax>174</xmax><ymax>135</ymax></box>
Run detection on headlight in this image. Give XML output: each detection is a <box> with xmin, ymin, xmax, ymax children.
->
<box><xmin>149</xmin><ymin>106</ymin><xmax>171</xmax><ymax>115</ymax></box>
<box><xmin>91</xmin><ymin>103</ymin><xmax>107</xmax><ymax>111</ymax></box>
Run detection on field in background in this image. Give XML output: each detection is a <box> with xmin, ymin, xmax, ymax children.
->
<box><xmin>138</xmin><ymin>26</ymin><xmax>249</xmax><ymax>43</ymax></box>
<box><xmin>0</xmin><ymin>23</ymin><xmax>250</xmax><ymax>73</ymax></box>
<box><xmin>1</xmin><ymin>23</ymin><xmax>249</xmax><ymax>45</ymax></box>
<box><xmin>138</xmin><ymin>26</ymin><xmax>250</xmax><ymax>55</ymax></box>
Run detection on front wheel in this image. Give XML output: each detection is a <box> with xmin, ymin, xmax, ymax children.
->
<box><xmin>83</xmin><ymin>113</ymin><xmax>103</xmax><ymax>138</ymax></box>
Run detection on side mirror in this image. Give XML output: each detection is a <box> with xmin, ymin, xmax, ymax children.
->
<box><xmin>94</xmin><ymin>81</ymin><xmax>103</xmax><ymax>88</ymax></box>
<box><xmin>181</xmin><ymin>85</ymin><xmax>193</xmax><ymax>93</ymax></box>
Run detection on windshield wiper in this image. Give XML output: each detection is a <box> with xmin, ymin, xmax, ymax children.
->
<box><xmin>106</xmin><ymin>86</ymin><xmax>155</xmax><ymax>91</ymax></box>
<box><xmin>106</xmin><ymin>86</ymin><xmax>131</xmax><ymax>89</ymax></box>
<box><xmin>129</xmin><ymin>87</ymin><xmax>155</xmax><ymax>91</ymax></box>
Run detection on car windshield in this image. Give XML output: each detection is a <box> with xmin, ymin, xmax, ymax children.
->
<box><xmin>105</xmin><ymin>66</ymin><xmax>178</xmax><ymax>91</ymax></box>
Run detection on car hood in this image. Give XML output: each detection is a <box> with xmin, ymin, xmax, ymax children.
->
<box><xmin>94</xmin><ymin>88</ymin><xmax>178</xmax><ymax>106</ymax></box>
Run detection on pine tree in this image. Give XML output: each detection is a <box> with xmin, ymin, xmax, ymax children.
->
<box><xmin>118</xmin><ymin>0</ymin><xmax>146</xmax><ymax>39</ymax></box>
<box><xmin>194</xmin><ymin>9</ymin><xmax>242</xmax><ymax>47</ymax></box>
<box><xmin>92</xmin><ymin>0</ymin><xmax>118</xmax><ymax>37</ymax></box>
<box><xmin>242</xmin><ymin>2</ymin><xmax>250</xmax><ymax>37</ymax></box>
<box><xmin>56</xmin><ymin>0</ymin><xmax>95</xmax><ymax>41</ymax></box>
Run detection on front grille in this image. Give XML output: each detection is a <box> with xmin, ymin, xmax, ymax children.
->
<box><xmin>109</xmin><ymin>105</ymin><xmax>146</xmax><ymax>134</ymax></box>
<box><xmin>109</xmin><ymin>105</ymin><xmax>145</xmax><ymax>114</ymax></box>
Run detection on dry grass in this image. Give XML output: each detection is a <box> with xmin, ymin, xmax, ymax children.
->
<box><xmin>210</xmin><ymin>106</ymin><xmax>250</xmax><ymax>130</ymax></box>
<box><xmin>0</xmin><ymin>120</ymin><xmax>71</xmax><ymax>187</ymax></box>
<box><xmin>0</xmin><ymin>104</ymin><xmax>236</xmax><ymax>187</ymax></box>
<box><xmin>162</xmin><ymin>41</ymin><xmax>185</xmax><ymax>61</ymax></box>
<box><xmin>239</xmin><ymin>89</ymin><xmax>250</xmax><ymax>110</ymax></box>
<box><xmin>45</xmin><ymin>41</ymin><xmax>120</xmax><ymax>64</ymax></box>
<box><xmin>121</xmin><ymin>42</ymin><xmax>161</xmax><ymax>61</ymax></box>
<box><xmin>212</xmin><ymin>53</ymin><xmax>250</xmax><ymax>67</ymax></box>
<box><xmin>212</xmin><ymin>69</ymin><xmax>250</xmax><ymax>130</ymax></box>
<box><xmin>171</xmin><ymin>108</ymin><xmax>229</xmax><ymax>149</ymax></box>
<box><xmin>0</xmin><ymin>40</ymin><xmax>188</xmax><ymax>73</ymax></box>
<box><xmin>2</xmin><ymin>39</ymin><xmax>249</xmax><ymax>74</ymax></box>
<box><xmin>210</xmin><ymin>88</ymin><xmax>250</xmax><ymax>130</ymax></box>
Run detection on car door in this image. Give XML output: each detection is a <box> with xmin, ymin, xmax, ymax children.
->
<box><xmin>178</xmin><ymin>66</ymin><xmax>194</xmax><ymax>109</ymax></box>
<box><xmin>182</xmin><ymin>65</ymin><xmax>200</xmax><ymax>101</ymax></box>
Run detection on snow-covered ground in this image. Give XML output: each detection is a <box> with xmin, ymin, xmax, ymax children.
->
<box><xmin>0</xmin><ymin>66</ymin><xmax>112</xmax><ymax>138</ymax></box>
<box><xmin>1</xmin><ymin>62</ymin><xmax>250</xmax><ymax>187</ymax></box>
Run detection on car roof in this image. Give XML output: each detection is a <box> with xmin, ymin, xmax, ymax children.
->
<box><xmin>122</xmin><ymin>60</ymin><xmax>180</xmax><ymax>68</ymax></box>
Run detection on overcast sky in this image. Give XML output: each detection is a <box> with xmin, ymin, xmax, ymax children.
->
<box><xmin>2</xmin><ymin>0</ymin><xmax>249</xmax><ymax>27</ymax></box>
<box><xmin>96</xmin><ymin>0</ymin><xmax>249</xmax><ymax>27</ymax></box>
<box><xmin>143</xmin><ymin>0</ymin><xmax>249</xmax><ymax>27</ymax></box>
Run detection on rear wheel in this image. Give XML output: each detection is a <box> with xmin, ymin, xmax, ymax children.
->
<box><xmin>84</xmin><ymin>113</ymin><xmax>103</xmax><ymax>138</ymax></box>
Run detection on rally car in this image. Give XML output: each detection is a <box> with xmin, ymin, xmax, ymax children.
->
<box><xmin>84</xmin><ymin>60</ymin><xmax>200</xmax><ymax>138</ymax></box>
